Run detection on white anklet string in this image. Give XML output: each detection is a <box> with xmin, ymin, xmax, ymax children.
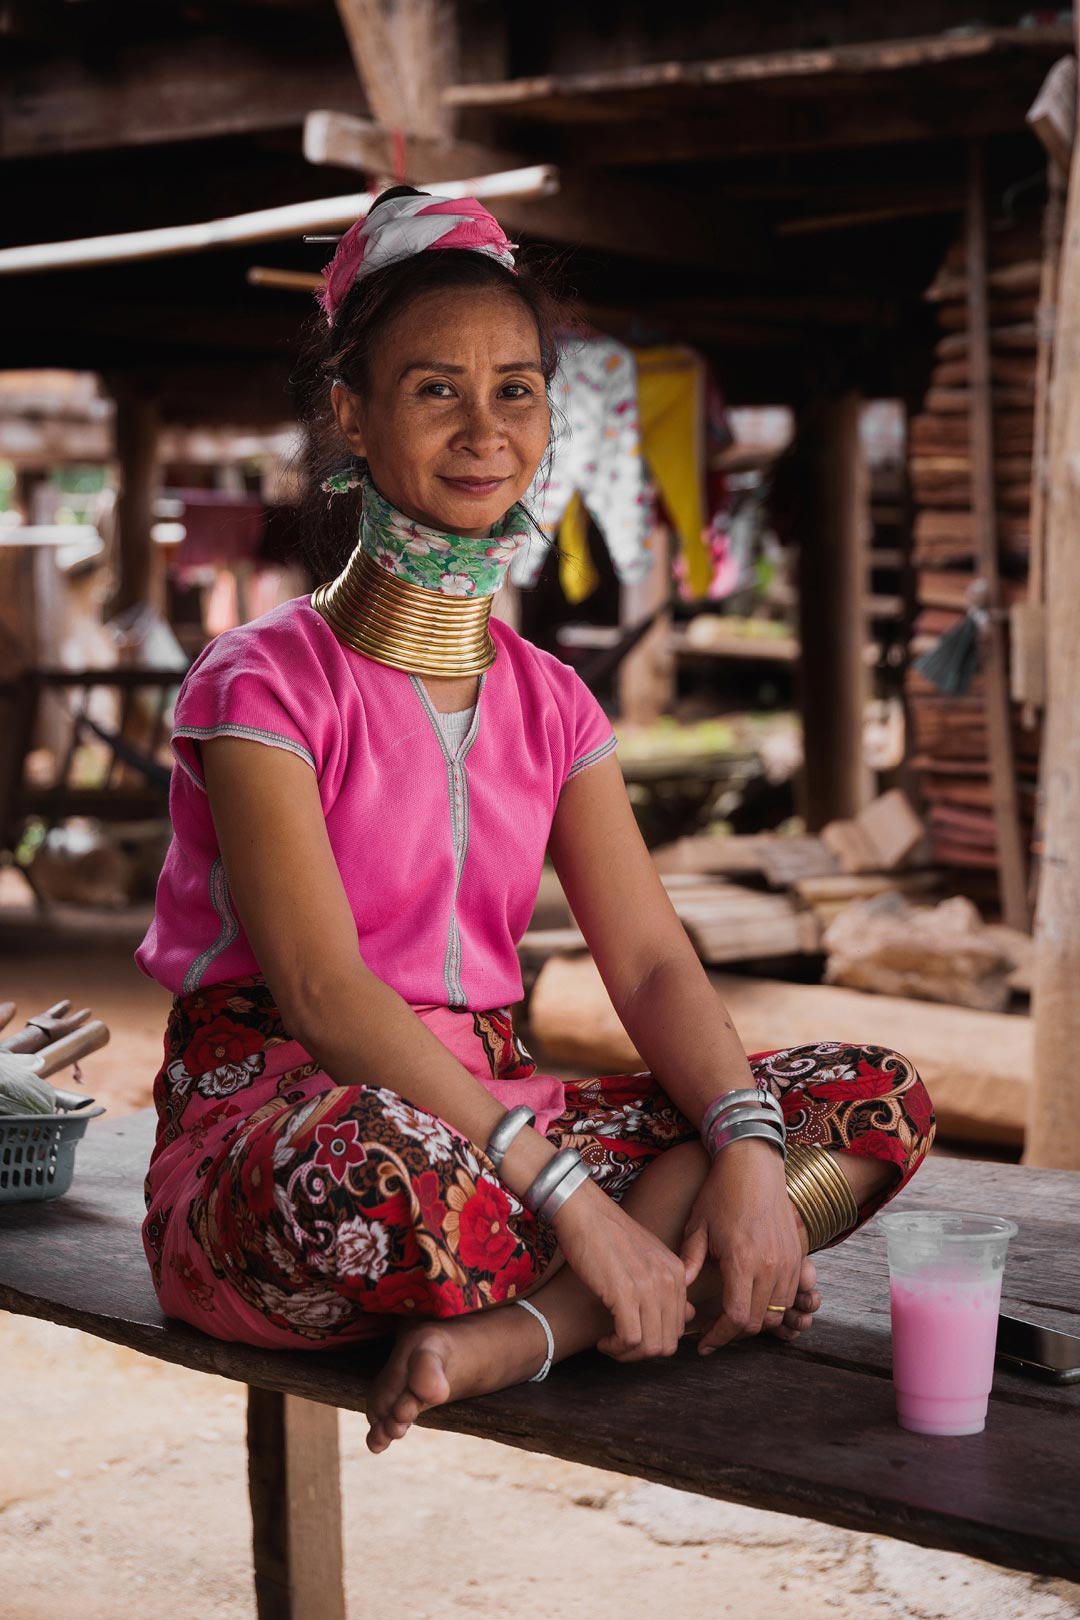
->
<box><xmin>514</xmin><ymin>1297</ymin><xmax>555</xmax><ymax>1382</ymax></box>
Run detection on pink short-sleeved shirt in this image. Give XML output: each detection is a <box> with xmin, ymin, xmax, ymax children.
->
<box><xmin>135</xmin><ymin>596</ymin><xmax>617</xmax><ymax>1011</ymax></box>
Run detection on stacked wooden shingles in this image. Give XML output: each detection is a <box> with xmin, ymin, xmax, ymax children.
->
<box><xmin>907</xmin><ymin>217</ymin><xmax>1042</xmax><ymax>875</ymax></box>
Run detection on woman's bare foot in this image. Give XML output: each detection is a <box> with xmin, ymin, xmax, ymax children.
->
<box><xmin>768</xmin><ymin>1253</ymin><xmax>821</xmax><ymax>1342</ymax></box>
<box><xmin>365</xmin><ymin>1304</ymin><xmax>550</xmax><ymax>1454</ymax></box>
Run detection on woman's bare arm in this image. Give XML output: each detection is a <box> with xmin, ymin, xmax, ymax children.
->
<box><xmin>199</xmin><ymin>736</ymin><xmax>560</xmax><ymax>1199</ymax></box>
<box><xmin>548</xmin><ymin>755</ymin><xmax>758</xmax><ymax>1129</ymax></box>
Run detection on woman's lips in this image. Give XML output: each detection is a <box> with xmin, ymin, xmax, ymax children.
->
<box><xmin>438</xmin><ymin>476</ymin><xmax>507</xmax><ymax>497</ymax></box>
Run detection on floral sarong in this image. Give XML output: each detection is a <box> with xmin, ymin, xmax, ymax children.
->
<box><xmin>142</xmin><ymin>977</ymin><xmax>935</xmax><ymax>1349</ymax></box>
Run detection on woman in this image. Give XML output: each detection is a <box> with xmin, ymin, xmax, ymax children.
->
<box><xmin>137</xmin><ymin>187</ymin><xmax>934</xmax><ymax>1455</ymax></box>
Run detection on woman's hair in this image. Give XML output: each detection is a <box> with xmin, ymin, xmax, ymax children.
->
<box><xmin>289</xmin><ymin>185</ymin><xmax>575</xmax><ymax>582</ymax></box>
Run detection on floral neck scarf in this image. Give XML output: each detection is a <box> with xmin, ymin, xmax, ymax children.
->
<box><xmin>322</xmin><ymin>465</ymin><xmax>531</xmax><ymax>598</ymax></box>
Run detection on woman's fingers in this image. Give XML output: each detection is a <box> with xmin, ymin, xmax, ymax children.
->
<box><xmin>680</xmin><ymin>1223</ymin><xmax>708</xmax><ymax>1288</ymax></box>
<box><xmin>610</xmin><ymin>1297</ymin><xmax>642</xmax><ymax>1358</ymax></box>
<box><xmin>698</xmin><ymin>1267</ymin><xmax>752</xmax><ymax>1352</ymax></box>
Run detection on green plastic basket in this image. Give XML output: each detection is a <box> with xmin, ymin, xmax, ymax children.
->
<box><xmin>0</xmin><ymin>1106</ymin><xmax>106</xmax><ymax>1204</ymax></box>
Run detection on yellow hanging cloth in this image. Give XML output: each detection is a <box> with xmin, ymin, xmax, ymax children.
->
<box><xmin>557</xmin><ymin>489</ymin><xmax>601</xmax><ymax>605</ymax></box>
<box><xmin>634</xmin><ymin>346</ymin><xmax>711</xmax><ymax>599</ymax></box>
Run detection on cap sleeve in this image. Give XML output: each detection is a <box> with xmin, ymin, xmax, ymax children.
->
<box><xmin>170</xmin><ymin>621</ymin><xmax>325</xmax><ymax>790</ymax></box>
<box><xmin>564</xmin><ymin>670</ymin><xmax>618</xmax><ymax>786</ymax></box>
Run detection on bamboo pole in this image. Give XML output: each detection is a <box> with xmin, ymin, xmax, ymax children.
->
<box><xmin>1027</xmin><ymin>42</ymin><xmax>1080</xmax><ymax>1167</ymax></box>
<box><xmin>0</xmin><ymin>167</ymin><xmax>558</xmax><ymax>276</ymax></box>
<box><xmin>964</xmin><ymin>141</ymin><xmax>1031</xmax><ymax>931</ymax></box>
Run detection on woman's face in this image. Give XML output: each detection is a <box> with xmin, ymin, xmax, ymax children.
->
<box><xmin>331</xmin><ymin>286</ymin><xmax>551</xmax><ymax>537</ymax></box>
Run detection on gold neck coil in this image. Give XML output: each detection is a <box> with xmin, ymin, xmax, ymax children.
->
<box><xmin>312</xmin><ymin>547</ymin><xmax>497</xmax><ymax>677</ymax></box>
<box><xmin>785</xmin><ymin>1144</ymin><xmax>861</xmax><ymax>1253</ymax></box>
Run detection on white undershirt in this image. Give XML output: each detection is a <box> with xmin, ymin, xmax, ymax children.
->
<box><xmin>433</xmin><ymin>705</ymin><xmax>476</xmax><ymax>750</ymax></box>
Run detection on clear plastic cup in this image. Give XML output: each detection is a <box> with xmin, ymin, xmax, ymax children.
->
<box><xmin>879</xmin><ymin>1210</ymin><xmax>1018</xmax><ymax>1436</ymax></box>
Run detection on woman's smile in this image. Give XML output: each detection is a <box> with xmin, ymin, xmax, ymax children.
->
<box><xmin>437</xmin><ymin>475</ymin><xmax>509</xmax><ymax>498</ymax></box>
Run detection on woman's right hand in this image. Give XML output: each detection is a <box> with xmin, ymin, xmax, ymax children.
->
<box><xmin>551</xmin><ymin>1181</ymin><xmax>694</xmax><ymax>1361</ymax></box>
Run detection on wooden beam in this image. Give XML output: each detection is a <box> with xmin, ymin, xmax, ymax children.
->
<box><xmin>1028</xmin><ymin>18</ymin><xmax>1080</xmax><ymax>1169</ymax></box>
<box><xmin>247</xmin><ymin>1388</ymin><xmax>345</xmax><ymax>1620</ymax></box>
<box><xmin>445</xmin><ymin>29</ymin><xmax>1072</xmax><ymax>114</ymax></box>
<box><xmin>0</xmin><ymin>33</ymin><xmax>367</xmax><ymax>159</ymax></box>
<box><xmin>304</xmin><ymin>110</ymin><xmax>521</xmax><ymax>183</ymax></box>
<box><xmin>334</xmin><ymin>0</ymin><xmax>456</xmax><ymax>141</ymax></box>
<box><xmin>1026</xmin><ymin>53</ymin><xmax>1078</xmax><ymax>176</ymax></box>
<box><xmin>796</xmin><ymin>391</ymin><xmax>873</xmax><ymax>828</ymax></box>
<box><xmin>776</xmin><ymin>194</ymin><xmax>965</xmax><ymax>236</ymax></box>
<box><xmin>964</xmin><ymin>142</ymin><xmax>1031</xmax><ymax>931</ymax></box>
<box><xmin>302</xmin><ymin>109</ymin><xmax>758</xmax><ymax>268</ymax></box>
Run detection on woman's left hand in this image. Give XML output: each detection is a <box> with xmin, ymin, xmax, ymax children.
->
<box><xmin>680</xmin><ymin>1138</ymin><xmax>818</xmax><ymax>1353</ymax></box>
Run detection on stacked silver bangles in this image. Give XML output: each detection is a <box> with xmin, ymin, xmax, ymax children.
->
<box><xmin>700</xmin><ymin>1086</ymin><xmax>786</xmax><ymax>1163</ymax></box>
<box><xmin>484</xmin><ymin>1104</ymin><xmax>591</xmax><ymax>1222</ymax></box>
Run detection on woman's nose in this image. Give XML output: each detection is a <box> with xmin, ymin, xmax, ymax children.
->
<box><xmin>451</xmin><ymin>400</ymin><xmax>509</xmax><ymax>452</ymax></box>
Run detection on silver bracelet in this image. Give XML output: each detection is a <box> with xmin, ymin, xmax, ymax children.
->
<box><xmin>701</xmin><ymin>1088</ymin><xmax>783</xmax><ymax>1141</ymax></box>
<box><xmin>707</xmin><ymin>1116</ymin><xmax>787</xmax><ymax>1163</ymax></box>
<box><xmin>536</xmin><ymin>1157</ymin><xmax>591</xmax><ymax>1222</ymax></box>
<box><xmin>523</xmin><ymin>1147</ymin><xmax>582</xmax><ymax>1216</ymax></box>
<box><xmin>515</xmin><ymin>1297</ymin><xmax>555</xmax><ymax>1382</ymax></box>
<box><xmin>706</xmin><ymin>1105</ymin><xmax>784</xmax><ymax>1145</ymax></box>
<box><xmin>485</xmin><ymin>1104</ymin><xmax>536</xmax><ymax>1172</ymax></box>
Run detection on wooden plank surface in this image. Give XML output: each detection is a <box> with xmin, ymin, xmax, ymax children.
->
<box><xmin>1</xmin><ymin>1111</ymin><xmax>1077</xmax><ymax>1579</ymax></box>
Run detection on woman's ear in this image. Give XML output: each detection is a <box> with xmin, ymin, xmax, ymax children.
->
<box><xmin>330</xmin><ymin>381</ymin><xmax>368</xmax><ymax>458</ymax></box>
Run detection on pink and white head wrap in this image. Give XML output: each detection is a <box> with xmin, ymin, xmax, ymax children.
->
<box><xmin>317</xmin><ymin>193</ymin><xmax>517</xmax><ymax>327</ymax></box>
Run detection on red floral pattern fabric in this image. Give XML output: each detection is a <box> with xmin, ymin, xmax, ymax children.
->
<box><xmin>142</xmin><ymin>977</ymin><xmax>934</xmax><ymax>1349</ymax></box>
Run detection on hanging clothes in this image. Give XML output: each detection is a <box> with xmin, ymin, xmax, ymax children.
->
<box><xmin>556</xmin><ymin>490</ymin><xmax>601</xmax><ymax>606</ymax></box>
<box><xmin>511</xmin><ymin>335</ymin><xmax>733</xmax><ymax>603</ymax></box>
<box><xmin>634</xmin><ymin>346</ymin><xmax>713</xmax><ymax>599</ymax></box>
<box><xmin>512</xmin><ymin>333</ymin><xmax>652</xmax><ymax>592</ymax></box>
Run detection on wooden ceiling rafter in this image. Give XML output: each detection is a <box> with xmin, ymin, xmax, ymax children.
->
<box><xmin>0</xmin><ymin>29</ymin><xmax>368</xmax><ymax>160</ymax></box>
<box><xmin>444</xmin><ymin>27</ymin><xmax>1074</xmax><ymax>118</ymax></box>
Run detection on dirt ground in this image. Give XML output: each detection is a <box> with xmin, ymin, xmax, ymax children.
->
<box><xmin>1</xmin><ymin>880</ymin><xmax>1077</xmax><ymax>1620</ymax></box>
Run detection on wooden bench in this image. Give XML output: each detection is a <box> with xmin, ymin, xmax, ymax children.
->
<box><xmin>2</xmin><ymin>1110</ymin><xmax>1078</xmax><ymax>1618</ymax></box>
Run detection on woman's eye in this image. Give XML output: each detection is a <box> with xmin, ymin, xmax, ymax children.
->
<box><xmin>421</xmin><ymin>382</ymin><xmax>455</xmax><ymax>397</ymax></box>
<box><xmin>500</xmin><ymin>384</ymin><xmax>532</xmax><ymax>399</ymax></box>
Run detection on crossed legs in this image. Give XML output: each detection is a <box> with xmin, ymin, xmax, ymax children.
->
<box><xmin>365</xmin><ymin>1143</ymin><xmax>894</xmax><ymax>1453</ymax></box>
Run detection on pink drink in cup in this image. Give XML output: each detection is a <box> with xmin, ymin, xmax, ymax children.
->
<box><xmin>879</xmin><ymin>1211</ymin><xmax>1017</xmax><ymax>1436</ymax></box>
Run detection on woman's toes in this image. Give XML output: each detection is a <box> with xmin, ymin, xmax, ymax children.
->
<box><xmin>366</xmin><ymin>1331</ymin><xmax>453</xmax><ymax>1454</ymax></box>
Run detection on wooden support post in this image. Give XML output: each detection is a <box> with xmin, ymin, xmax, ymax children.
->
<box><xmin>247</xmin><ymin>1387</ymin><xmax>346</xmax><ymax>1620</ymax></box>
<box><xmin>1011</xmin><ymin>160</ymin><xmax>1064</xmax><ymax>721</ymax></box>
<box><xmin>964</xmin><ymin>142</ymin><xmax>1031</xmax><ymax>931</ymax></box>
<box><xmin>106</xmin><ymin>379</ymin><xmax>160</xmax><ymax>619</ymax></box>
<box><xmin>1027</xmin><ymin>41</ymin><xmax>1080</xmax><ymax>1169</ymax></box>
<box><xmin>796</xmin><ymin>391</ymin><xmax>872</xmax><ymax>829</ymax></box>
<box><xmin>618</xmin><ymin>521</ymin><xmax>674</xmax><ymax>725</ymax></box>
